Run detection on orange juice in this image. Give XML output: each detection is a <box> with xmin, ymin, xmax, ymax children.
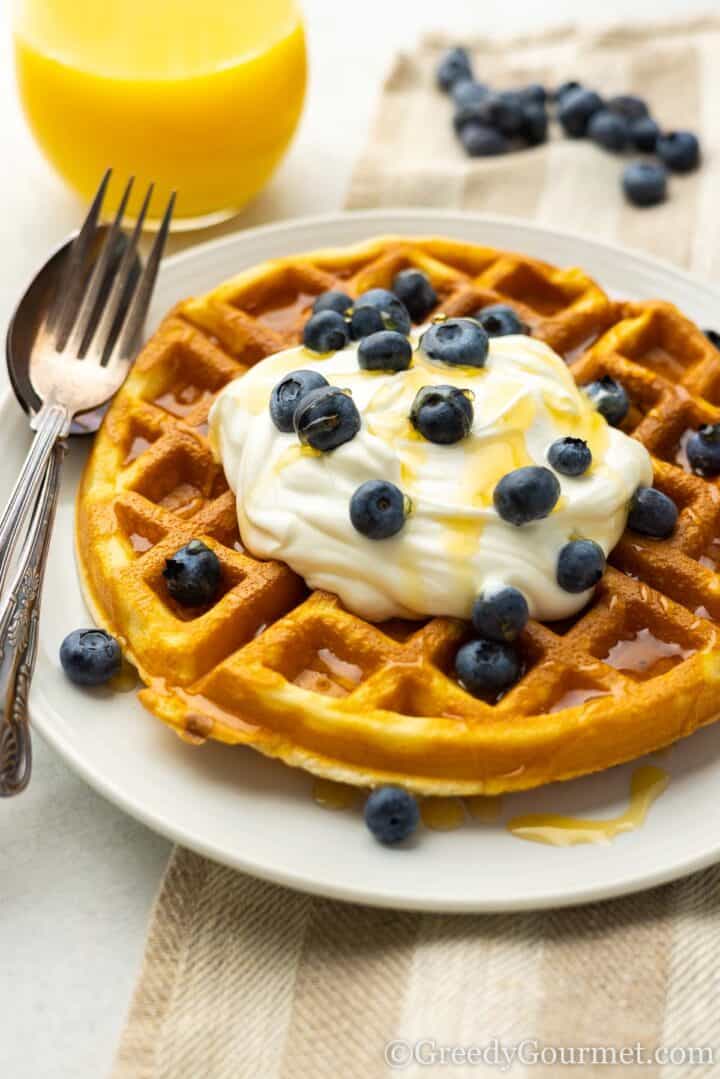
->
<box><xmin>13</xmin><ymin>0</ymin><xmax>307</xmax><ymax>226</ymax></box>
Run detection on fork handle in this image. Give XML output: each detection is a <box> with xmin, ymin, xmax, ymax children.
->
<box><xmin>0</xmin><ymin>403</ymin><xmax>69</xmax><ymax>601</ymax></box>
<box><xmin>0</xmin><ymin>442</ymin><xmax>64</xmax><ymax>796</ymax></box>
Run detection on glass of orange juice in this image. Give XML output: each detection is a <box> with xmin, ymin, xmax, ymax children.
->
<box><xmin>13</xmin><ymin>0</ymin><xmax>307</xmax><ymax>229</ymax></box>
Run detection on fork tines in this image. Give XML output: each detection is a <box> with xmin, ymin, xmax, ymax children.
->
<box><xmin>49</xmin><ymin>169</ymin><xmax>176</xmax><ymax>367</ymax></box>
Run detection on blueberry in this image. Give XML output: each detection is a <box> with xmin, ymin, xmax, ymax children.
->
<box><xmin>436</xmin><ymin>46</ymin><xmax>473</xmax><ymax>92</ymax></box>
<box><xmin>270</xmin><ymin>369</ymin><xmax>329</xmax><ymax>433</ymax></box>
<box><xmin>451</xmin><ymin>79</ymin><xmax>490</xmax><ymax>109</ymax></box>
<box><xmin>547</xmin><ymin>436</ymin><xmax>592</xmax><ymax>476</ymax></box>
<box><xmin>163</xmin><ymin>539</ymin><xmax>222</xmax><ymax>607</ymax></box>
<box><xmin>518</xmin><ymin>83</ymin><xmax>547</xmax><ymax>106</ymax></box>
<box><xmin>420</xmin><ymin>318</ymin><xmax>489</xmax><ymax>368</ymax></box>
<box><xmin>703</xmin><ymin>329</ymin><xmax>720</xmax><ymax>350</ymax></box>
<box><xmin>455</xmin><ymin>92</ymin><xmax>524</xmax><ymax>136</ymax></box>
<box><xmin>354</xmin><ymin>288</ymin><xmax>411</xmax><ymax>335</ymax></box>
<box><xmin>607</xmin><ymin>94</ymin><xmax>649</xmax><ymax>122</ymax></box>
<box><xmin>303</xmin><ymin>310</ymin><xmax>350</xmax><ymax>353</ymax></box>
<box><xmin>410</xmin><ymin>385</ymin><xmax>474</xmax><ymax>444</ymax></box>
<box><xmin>471</xmin><ymin>586</ymin><xmax>529</xmax><ymax>643</ymax></box>
<box><xmin>627</xmin><ymin>486</ymin><xmax>678</xmax><ymax>538</ymax></box>
<box><xmin>588</xmin><ymin>109</ymin><xmax>629</xmax><ymax>152</ymax></box>
<box><xmin>392</xmin><ymin>268</ymin><xmax>438</xmax><ymax>323</ymax></box>
<box><xmin>364</xmin><ymin>785</ymin><xmax>420</xmax><ymax>844</ymax></box>
<box><xmin>475</xmin><ymin>303</ymin><xmax>526</xmax><ymax>337</ymax></box>
<box><xmin>349</xmin><ymin>480</ymin><xmax>408</xmax><ymax>540</ymax></box>
<box><xmin>493</xmin><ymin>466</ymin><xmax>561</xmax><ymax>526</ymax></box>
<box><xmin>629</xmin><ymin>116</ymin><xmax>660</xmax><ymax>152</ymax></box>
<box><xmin>584</xmin><ymin>375</ymin><xmax>630</xmax><ymax>427</ymax></box>
<box><xmin>622</xmin><ymin>161</ymin><xmax>668</xmax><ymax>207</ymax></box>
<box><xmin>349</xmin><ymin>305</ymin><xmax>385</xmax><ymax>340</ymax></box>
<box><xmin>554</xmin><ymin>80</ymin><xmax>582</xmax><ymax>102</ymax></box>
<box><xmin>294</xmin><ymin>385</ymin><xmax>361</xmax><ymax>451</ymax></box>
<box><xmin>455</xmin><ymin>638</ymin><xmax>521</xmax><ymax>697</ymax></box>
<box><xmin>557</xmin><ymin>539</ymin><xmax>606</xmax><ymax>593</ymax></box>
<box><xmin>60</xmin><ymin>629</ymin><xmax>122</xmax><ymax>687</ymax></box>
<box><xmin>358</xmin><ymin>330</ymin><xmax>412</xmax><ymax>373</ymax></box>
<box><xmin>459</xmin><ymin>123</ymin><xmax>509</xmax><ymax>157</ymax></box>
<box><xmin>686</xmin><ymin>424</ymin><xmax>720</xmax><ymax>476</ymax></box>
<box><xmin>558</xmin><ymin>87</ymin><xmax>604</xmax><ymax>137</ymax></box>
<box><xmin>521</xmin><ymin>103</ymin><xmax>549</xmax><ymax>146</ymax></box>
<box><xmin>656</xmin><ymin>130</ymin><xmax>701</xmax><ymax>173</ymax></box>
<box><xmin>312</xmin><ymin>290</ymin><xmax>352</xmax><ymax>317</ymax></box>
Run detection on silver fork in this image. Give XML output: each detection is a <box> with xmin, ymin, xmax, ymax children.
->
<box><xmin>0</xmin><ymin>171</ymin><xmax>174</xmax><ymax>795</ymax></box>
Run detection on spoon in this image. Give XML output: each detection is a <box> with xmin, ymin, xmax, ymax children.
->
<box><xmin>6</xmin><ymin>224</ymin><xmax>139</xmax><ymax>435</ymax></box>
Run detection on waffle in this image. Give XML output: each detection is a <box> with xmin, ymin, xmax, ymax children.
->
<box><xmin>76</xmin><ymin>236</ymin><xmax>720</xmax><ymax>795</ymax></box>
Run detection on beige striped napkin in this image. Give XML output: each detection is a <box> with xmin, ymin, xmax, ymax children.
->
<box><xmin>114</xmin><ymin>18</ymin><xmax>720</xmax><ymax>1079</ymax></box>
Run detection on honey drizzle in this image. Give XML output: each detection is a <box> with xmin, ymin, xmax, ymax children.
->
<box><xmin>312</xmin><ymin>779</ymin><xmax>358</xmax><ymax>810</ymax></box>
<box><xmin>420</xmin><ymin>797</ymin><xmax>465</xmax><ymax>831</ymax></box>
<box><xmin>506</xmin><ymin>766</ymin><xmax>669</xmax><ymax>847</ymax></box>
<box><xmin>467</xmin><ymin>794</ymin><xmax>503</xmax><ymax>822</ymax></box>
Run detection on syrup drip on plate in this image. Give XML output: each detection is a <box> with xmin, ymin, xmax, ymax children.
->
<box><xmin>312</xmin><ymin>779</ymin><xmax>358</xmax><ymax>810</ymax></box>
<box><xmin>420</xmin><ymin>797</ymin><xmax>465</xmax><ymax>831</ymax></box>
<box><xmin>108</xmin><ymin>657</ymin><xmax>140</xmax><ymax>693</ymax></box>
<box><xmin>506</xmin><ymin>765</ymin><xmax>669</xmax><ymax>847</ymax></box>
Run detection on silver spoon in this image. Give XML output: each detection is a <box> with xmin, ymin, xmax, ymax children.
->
<box><xmin>0</xmin><ymin>174</ymin><xmax>174</xmax><ymax>795</ymax></box>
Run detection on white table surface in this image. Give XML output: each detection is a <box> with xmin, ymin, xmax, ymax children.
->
<box><xmin>0</xmin><ymin>2</ymin><xmax>708</xmax><ymax>1075</ymax></box>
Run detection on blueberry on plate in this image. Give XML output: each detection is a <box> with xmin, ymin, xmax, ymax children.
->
<box><xmin>475</xmin><ymin>303</ymin><xmax>526</xmax><ymax>337</ymax></box>
<box><xmin>270</xmin><ymin>369</ymin><xmax>329</xmax><ymax>432</ymax></box>
<box><xmin>350</xmin><ymin>479</ymin><xmax>408</xmax><ymax>540</ymax></box>
<box><xmin>358</xmin><ymin>330</ymin><xmax>412</xmax><ymax>373</ymax></box>
<box><xmin>627</xmin><ymin>486</ymin><xmax>678</xmax><ymax>538</ymax></box>
<box><xmin>354</xmin><ymin>288</ymin><xmax>411</xmax><ymax>335</ymax></box>
<box><xmin>312</xmin><ymin>289</ymin><xmax>352</xmax><ymax>316</ymax></box>
<box><xmin>703</xmin><ymin>329</ymin><xmax>720</xmax><ymax>350</ymax></box>
<box><xmin>410</xmin><ymin>385</ymin><xmax>474</xmax><ymax>444</ymax></box>
<box><xmin>556</xmin><ymin>539</ymin><xmax>606</xmax><ymax>593</ymax></box>
<box><xmin>471</xmin><ymin>586</ymin><xmax>529</xmax><ymax>643</ymax></box>
<box><xmin>420</xmin><ymin>318</ymin><xmax>489</xmax><ymax>368</ymax></box>
<box><xmin>294</xmin><ymin>385</ymin><xmax>361</xmax><ymax>451</ymax></box>
<box><xmin>163</xmin><ymin>539</ymin><xmax>222</xmax><ymax>607</ymax></box>
<box><xmin>493</xmin><ymin>466</ymin><xmax>561</xmax><ymax>526</ymax></box>
<box><xmin>558</xmin><ymin>87</ymin><xmax>604</xmax><ymax>137</ymax></box>
<box><xmin>436</xmin><ymin>46</ymin><xmax>473</xmax><ymax>92</ymax></box>
<box><xmin>587</xmin><ymin>109</ymin><xmax>629</xmax><ymax>152</ymax></box>
<box><xmin>686</xmin><ymin>424</ymin><xmax>720</xmax><ymax>476</ymax></box>
<box><xmin>547</xmin><ymin>436</ymin><xmax>592</xmax><ymax>476</ymax></box>
<box><xmin>629</xmin><ymin>115</ymin><xmax>660</xmax><ymax>153</ymax></box>
<box><xmin>364</xmin><ymin>785</ymin><xmax>420</xmax><ymax>844</ymax></box>
<box><xmin>606</xmin><ymin>94</ymin><xmax>649</xmax><ymax>122</ymax></box>
<box><xmin>583</xmin><ymin>375</ymin><xmax>630</xmax><ymax>427</ymax></box>
<box><xmin>349</xmin><ymin>305</ymin><xmax>386</xmax><ymax>340</ymax></box>
<box><xmin>60</xmin><ymin>629</ymin><xmax>122</xmax><ymax>687</ymax></box>
<box><xmin>459</xmin><ymin>123</ymin><xmax>508</xmax><ymax>157</ymax></box>
<box><xmin>451</xmin><ymin>78</ymin><xmax>490</xmax><ymax>110</ymax></box>
<box><xmin>303</xmin><ymin>310</ymin><xmax>350</xmax><ymax>353</ymax></box>
<box><xmin>392</xmin><ymin>268</ymin><xmax>438</xmax><ymax>323</ymax></box>
<box><xmin>622</xmin><ymin>161</ymin><xmax>667</xmax><ymax>207</ymax></box>
<box><xmin>656</xmin><ymin>130</ymin><xmax>701</xmax><ymax>173</ymax></box>
<box><xmin>554</xmin><ymin>79</ymin><xmax>582</xmax><ymax>102</ymax></box>
<box><xmin>455</xmin><ymin>638</ymin><xmax>521</xmax><ymax>697</ymax></box>
<box><xmin>521</xmin><ymin>103</ymin><xmax>549</xmax><ymax>146</ymax></box>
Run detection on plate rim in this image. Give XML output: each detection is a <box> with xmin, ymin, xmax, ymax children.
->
<box><xmin>24</xmin><ymin>208</ymin><xmax>720</xmax><ymax>913</ymax></box>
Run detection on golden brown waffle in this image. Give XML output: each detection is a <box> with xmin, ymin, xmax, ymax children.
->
<box><xmin>76</xmin><ymin>236</ymin><xmax>720</xmax><ymax>795</ymax></box>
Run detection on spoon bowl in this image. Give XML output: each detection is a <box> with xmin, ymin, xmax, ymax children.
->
<box><xmin>6</xmin><ymin>225</ymin><xmax>139</xmax><ymax>435</ymax></box>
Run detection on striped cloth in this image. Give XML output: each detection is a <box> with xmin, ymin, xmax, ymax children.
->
<box><xmin>114</xmin><ymin>19</ymin><xmax>720</xmax><ymax>1079</ymax></box>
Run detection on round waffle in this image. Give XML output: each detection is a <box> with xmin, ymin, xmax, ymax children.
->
<box><xmin>76</xmin><ymin>236</ymin><xmax>720</xmax><ymax>795</ymax></box>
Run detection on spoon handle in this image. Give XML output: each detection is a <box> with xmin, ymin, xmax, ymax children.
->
<box><xmin>0</xmin><ymin>404</ymin><xmax>68</xmax><ymax>601</ymax></box>
<box><xmin>0</xmin><ymin>443</ymin><xmax>64</xmax><ymax>796</ymax></box>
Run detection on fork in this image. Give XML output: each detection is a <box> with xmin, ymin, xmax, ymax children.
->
<box><xmin>0</xmin><ymin>171</ymin><xmax>174</xmax><ymax>795</ymax></box>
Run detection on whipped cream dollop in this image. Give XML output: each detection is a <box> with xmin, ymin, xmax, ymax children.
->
<box><xmin>210</xmin><ymin>332</ymin><xmax>652</xmax><ymax>622</ymax></box>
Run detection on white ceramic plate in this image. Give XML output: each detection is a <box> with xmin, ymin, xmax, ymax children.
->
<box><xmin>13</xmin><ymin>210</ymin><xmax>720</xmax><ymax>912</ymax></box>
